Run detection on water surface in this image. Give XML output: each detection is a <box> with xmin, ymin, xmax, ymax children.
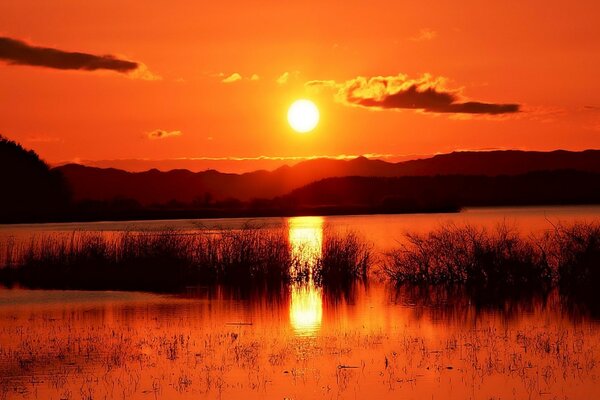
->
<box><xmin>1</xmin><ymin>207</ymin><xmax>599</xmax><ymax>399</ymax></box>
<box><xmin>2</xmin><ymin>205</ymin><xmax>599</xmax><ymax>251</ymax></box>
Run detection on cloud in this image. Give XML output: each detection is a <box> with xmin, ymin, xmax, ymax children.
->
<box><xmin>127</xmin><ymin>63</ymin><xmax>161</xmax><ymax>81</ymax></box>
<box><xmin>0</xmin><ymin>36</ymin><xmax>147</xmax><ymax>76</ymax></box>
<box><xmin>276</xmin><ymin>72</ymin><xmax>290</xmax><ymax>85</ymax></box>
<box><xmin>276</xmin><ymin>71</ymin><xmax>300</xmax><ymax>85</ymax></box>
<box><xmin>146</xmin><ymin>130</ymin><xmax>182</xmax><ymax>140</ymax></box>
<box><xmin>68</xmin><ymin>153</ymin><xmax>416</xmax><ymax>173</ymax></box>
<box><xmin>409</xmin><ymin>29</ymin><xmax>437</xmax><ymax>42</ymax></box>
<box><xmin>74</xmin><ymin>153</ymin><xmax>405</xmax><ymax>166</ymax></box>
<box><xmin>220</xmin><ymin>72</ymin><xmax>260</xmax><ymax>83</ymax></box>
<box><xmin>222</xmin><ymin>72</ymin><xmax>242</xmax><ymax>83</ymax></box>
<box><xmin>306</xmin><ymin>74</ymin><xmax>520</xmax><ymax>115</ymax></box>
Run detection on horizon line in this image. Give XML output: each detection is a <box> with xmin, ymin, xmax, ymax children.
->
<box><xmin>45</xmin><ymin>147</ymin><xmax>600</xmax><ymax>174</ymax></box>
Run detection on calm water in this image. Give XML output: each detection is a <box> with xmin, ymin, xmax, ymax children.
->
<box><xmin>1</xmin><ymin>206</ymin><xmax>599</xmax><ymax>399</ymax></box>
<box><xmin>2</xmin><ymin>205</ymin><xmax>600</xmax><ymax>251</ymax></box>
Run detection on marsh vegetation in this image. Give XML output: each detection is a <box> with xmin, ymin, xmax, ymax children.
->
<box><xmin>383</xmin><ymin>222</ymin><xmax>600</xmax><ymax>301</ymax></box>
<box><xmin>0</xmin><ymin>226</ymin><xmax>372</xmax><ymax>292</ymax></box>
<box><xmin>0</xmin><ymin>213</ymin><xmax>599</xmax><ymax>399</ymax></box>
<box><xmin>1</xmin><ymin>221</ymin><xmax>599</xmax><ymax>302</ymax></box>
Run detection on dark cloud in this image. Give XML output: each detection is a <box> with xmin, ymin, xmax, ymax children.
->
<box><xmin>147</xmin><ymin>130</ymin><xmax>182</xmax><ymax>140</ymax></box>
<box><xmin>307</xmin><ymin>74</ymin><xmax>520</xmax><ymax>115</ymax></box>
<box><xmin>0</xmin><ymin>36</ymin><xmax>138</xmax><ymax>73</ymax></box>
<box><xmin>439</xmin><ymin>101</ymin><xmax>519</xmax><ymax>114</ymax></box>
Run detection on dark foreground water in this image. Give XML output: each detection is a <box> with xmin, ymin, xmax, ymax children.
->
<box><xmin>0</xmin><ymin>286</ymin><xmax>599</xmax><ymax>400</ymax></box>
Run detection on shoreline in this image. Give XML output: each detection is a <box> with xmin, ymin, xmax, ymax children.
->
<box><xmin>3</xmin><ymin>201</ymin><xmax>600</xmax><ymax>226</ymax></box>
<box><xmin>0</xmin><ymin>204</ymin><xmax>461</xmax><ymax>225</ymax></box>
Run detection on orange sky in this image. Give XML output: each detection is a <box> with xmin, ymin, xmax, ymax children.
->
<box><xmin>0</xmin><ymin>0</ymin><xmax>599</xmax><ymax>172</ymax></box>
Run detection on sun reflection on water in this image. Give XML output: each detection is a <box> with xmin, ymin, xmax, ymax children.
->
<box><xmin>288</xmin><ymin>216</ymin><xmax>324</xmax><ymax>336</ymax></box>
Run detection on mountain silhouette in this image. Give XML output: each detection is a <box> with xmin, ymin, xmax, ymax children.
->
<box><xmin>56</xmin><ymin>150</ymin><xmax>600</xmax><ymax>205</ymax></box>
<box><xmin>279</xmin><ymin>171</ymin><xmax>600</xmax><ymax>210</ymax></box>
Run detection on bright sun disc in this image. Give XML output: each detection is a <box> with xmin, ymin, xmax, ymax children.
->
<box><xmin>288</xmin><ymin>99</ymin><xmax>319</xmax><ymax>133</ymax></box>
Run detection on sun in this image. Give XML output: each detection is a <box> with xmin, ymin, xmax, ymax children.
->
<box><xmin>288</xmin><ymin>99</ymin><xmax>319</xmax><ymax>133</ymax></box>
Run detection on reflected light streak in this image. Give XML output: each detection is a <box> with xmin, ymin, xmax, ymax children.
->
<box><xmin>288</xmin><ymin>216</ymin><xmax>324</xmax><ymax>336</ymax></box>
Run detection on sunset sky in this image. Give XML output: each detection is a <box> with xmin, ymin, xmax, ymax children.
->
<box><xmin>1</xmin><ymin>1</ymin><xmax>599</xmax><ymax>172</ymax></box>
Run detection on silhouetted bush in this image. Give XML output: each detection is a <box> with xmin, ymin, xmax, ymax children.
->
<box><xmin>316</xmin><ymin>231</ymin><xmax>372</xmax><ymax>285</ymax></box>
<box><xmin>541</xmin><ymin>223</ymin><xmax>600</xmax><ymax>309</ymax></box>
<box><xmin>383</xmin><ymin>222</ymin><xmax>600</xmax><ymax>296</ymax></box>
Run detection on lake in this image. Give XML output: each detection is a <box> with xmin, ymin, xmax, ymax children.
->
<box><xmin>2</xmin><ymin>205</ymin><xmax>600</xmax><ymax>250</ymax></box>
<box><xmin>0</xmin><ymin>206</ymin><xmax>599</xmax><ymax>399</ymax></box>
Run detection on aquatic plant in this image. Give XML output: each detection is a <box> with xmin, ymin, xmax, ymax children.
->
<box><xmin>0</xmin><ymin>226</ymin><xmax>372</xmax><ymax>292</ymax></box>
<box><xmin>316</xmin><ymin>231</ymin><xmax>372</xmax><ymax>285</ymax></box>
<box><xmin>383</xmin><ymin>222</ymin><xmax>600</xmax><ymax>296</ymax></box>
<box><xmin>0</xmin><ymin>227</ymin><xmax>294</xmax><ymax>291</ymax></box>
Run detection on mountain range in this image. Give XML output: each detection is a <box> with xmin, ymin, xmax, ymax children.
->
<box><xmin>55</xmin><ymin>149</ymin><xmax>600</xmax><ymax>205</ymax></box>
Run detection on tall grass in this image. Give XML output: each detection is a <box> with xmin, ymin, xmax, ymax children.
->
<box><xmin>0</xmin><ymin>227</ymin><xmax>294</xmax><ymax>291</ymax></box>
<box><xmin>548</xmin><ymin>223</ymin><xmax>600</xmax><ymax>291</ymax></box>
<box><xmin>383</xmin><ymin>222</ymin><xmax>600</xmax><ymax>295</ymax></box>
<box><xmin>0</xmin><ymin>226</ymin><xmax>374</xmax><ymax>292</ymax></box>
<box><xmin>317</xmin><ymin>231</ymin><xmax>372</xmax><ymax>285</ymax></box>
<box><xmin>2</xmin><ymin>221</ymin><xmax>596</xmax><ymax>297</ymax></box>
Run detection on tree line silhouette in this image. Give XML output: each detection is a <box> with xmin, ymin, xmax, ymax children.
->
<box><xmin>0</xmin><ymin>135</ymin><xmax>70</xmax><ymax>222</ymax></box>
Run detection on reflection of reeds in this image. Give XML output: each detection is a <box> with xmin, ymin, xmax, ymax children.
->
<box><xmin>0</xmin><ymin>227</ymin><xmax>374</xmax><ymax>292</ymax></box>
<box><xmin>4</xmin><ymin>302</ymin><xmax>596</xmax><ymax>400</ymax></box>
<box><xmin>383</xmin><ymin>222</ymin><xmax>600</xmax><ymax>296</ymax></box>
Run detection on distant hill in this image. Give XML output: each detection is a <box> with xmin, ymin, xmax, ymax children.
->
<box><xmin>56</xmin><ymin>150</ymin><xmax>600</xmax><ymax>205</ymax></box>
<box><xmin>279</xmin><ymin>171</ymin><xmax>600</xmax><ymax>210</ymax></box>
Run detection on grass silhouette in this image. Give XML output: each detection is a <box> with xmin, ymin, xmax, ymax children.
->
<box><xmin>0</xmin><ymin>226</ymin><xmax>373</xmax><ymax>292</ymax></box>
<box><xmin>383</xmin><ymin>222</ymin><xmax>600</xmax><ymax>296</ymax></box>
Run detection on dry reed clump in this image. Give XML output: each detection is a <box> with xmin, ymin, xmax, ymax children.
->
<box><xmin>545</xmin><ymin>223</ymin><xmax>600</xmax><ymax>291</ymax></box>
<box><xmin>0</xmin><ymin>227</ymin><xmax>294</xmax><ymax>291</ymax></box>
<box><xmin>383</xmin><ymin>222</ymin><xmax>600</xmax><ymax>294</ymax></box>
<box><xmin>316</xmin><ymin>231</ymin><xmax>372</xmax><ymax>285</ymax></box>
<box><xmin>0</xmin><ymin>226</ymin><xmax>374</xmax><ymax>292</ymax></box>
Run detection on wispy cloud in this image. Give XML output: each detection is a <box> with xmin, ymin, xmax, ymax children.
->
<box><xmin>221</xmin><ymin>72</ymin><xmax>242</xmax><ymax>83</ymax></box>
<box><xmin>409</xmin><ymin>29</ymin><xmax>437</xmax><ymax>42</ymax></box>
<box><xmin>276</xmin><ymin>72</ymin><xmax>290</xmax><ymax>85</ymax></box>
<box><xmin>156</xmin><ymin>153</ymin><xmax>401</xmax><ymax>162</ymax></box>
<box><xmin>59</xmin><ymin>153</ymin><xmax>416</xmax><ymax>172</ymax></box>
<box><xmin>73</xmin><ymin>153</ymin><xmax>405</xmax><ymax>164</ymax></box>
<box><xmin>0</xmin><ymin>36</ymin><xmax>154</xmax><ymax>78</ymax></box>
<box><xmin>146</xmin><ymin>130</ymin><xmax>182</xmax><ymax>140</ymax></box>
<box><xmin>306</xmin><ymin>73</ymin><xmax>520</xmax><ymax>115</ymax></box>
<box><xmin>220</xmin><ymin>72</ymin><xmax>260</xmax><ymax>83</ymax></box>
<box><xmin>276</xmin><ymin>71</ymin><xmax>300</xmax><ymax>85</ymax></box>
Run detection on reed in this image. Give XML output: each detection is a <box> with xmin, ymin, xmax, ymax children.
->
<box><xmin>383</xmin><ymin>222</ymin><xmax>600</xmax><ymax>295</ymax></box>
<box><xmin>317</xmin><ymin>231</ymin><xmax>372</xmax><ymax>285</ymax></box>
<box><xmin>0</xmin><ymin>226</ymin><xmax>372</xmax><ymax>291</ymax></box>
<box><xmin>0</xmin><ymin>227</ymin><xmax>294</xmax><ymax>291</ymax></box>
<box><xmin>546</xmin><ymin>222</ymin><xmax>600</xmax><ymax>290</ymax></box>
